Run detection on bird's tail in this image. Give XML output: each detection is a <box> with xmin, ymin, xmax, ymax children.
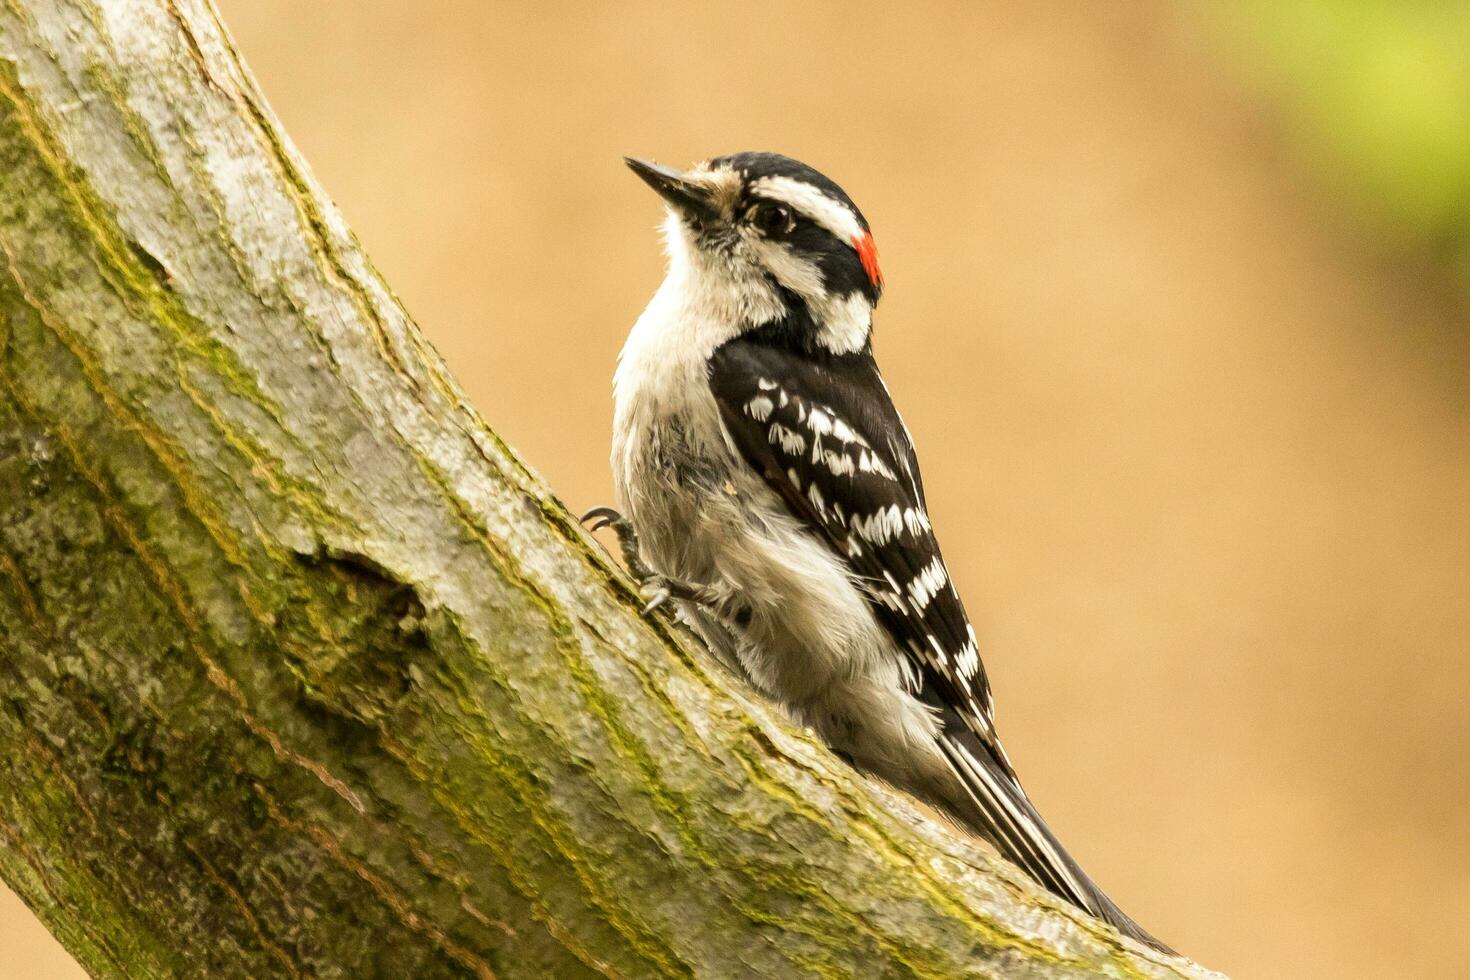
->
<box><xmin>935</xmin><ymin>726</ymin><xmax>1173</xmax><ymax>954</ymax></box>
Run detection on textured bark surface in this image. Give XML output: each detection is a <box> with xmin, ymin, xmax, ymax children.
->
<box><xmin>0</xmin><ymin>2</ymin><xmax>1222</xmax><ymax>977</ymax></box>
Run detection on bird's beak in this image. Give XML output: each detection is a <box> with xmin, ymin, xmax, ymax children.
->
<box><xmin>625</xmin><ymin>157</ymin><xmax>717</xmax><ymax>224</ymax></box>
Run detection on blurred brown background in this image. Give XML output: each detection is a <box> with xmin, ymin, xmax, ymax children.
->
<box><xmin>6</xmin><ymin>2</ymin><xmax>1469</xmax><ymax>977</ymax></box>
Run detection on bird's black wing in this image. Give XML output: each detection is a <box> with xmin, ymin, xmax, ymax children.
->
<box><xmin>707</xmin><ymin>331</ymin><xmax>1174</xmax><ymax>953</ymax></box>
<box><xmin>707</xmin><ymin>332</ymin><xmax>1001</xmax><ymax>753</ymax></box>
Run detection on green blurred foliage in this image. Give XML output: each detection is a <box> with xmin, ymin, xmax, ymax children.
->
<box><xmin>1216</xmin><ymin>1</ymin><xmax>1470</xmax><ymax>274</ymax></box>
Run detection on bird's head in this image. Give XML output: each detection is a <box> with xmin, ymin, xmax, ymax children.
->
<box><xmin>627</xmin><ymin>152</ymin><xmax>883</xmax><ymax>354</ymax></box>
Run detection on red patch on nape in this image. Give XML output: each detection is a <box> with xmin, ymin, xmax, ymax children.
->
<box><xmin>852</xmin><ymin>231</ymin><xmax>883</xmax><ymax>289</ymax></box>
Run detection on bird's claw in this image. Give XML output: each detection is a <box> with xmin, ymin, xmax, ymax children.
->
<box><xmin>580</xmin><ymin>505</ymin><xmax>652</xmax><ymax>577</ymax></box>
<box><xmin>582</xmin><ymin>506</ymin><xmax>709</xmax><ymax>617</ymax></box>
<box><xmin>637</xmin><ymin>575</ymin><xmax>706</xmax><ymax>617</ymax></box>
<box><xmin>641</xmin><ymin>584</ymin><xmax>674</xmax><ymax>615</ymax></box>
<box><xmin>580</xmin><ymin>505</ymin><xmax>622</xmax><ymax>533</ymax></box>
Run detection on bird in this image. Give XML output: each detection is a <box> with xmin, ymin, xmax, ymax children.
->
<box><xmin>585</xmin><ymin>151</ymin><xmax>1170</xmax><ymax>953</ymax></box>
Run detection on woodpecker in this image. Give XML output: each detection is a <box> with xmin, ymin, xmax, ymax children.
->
<box><xmin>587</xmin><ymin>151</ymin><xmax>1170</xmax><ymax>952</ymax></box>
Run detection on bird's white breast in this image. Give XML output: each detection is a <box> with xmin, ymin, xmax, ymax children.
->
<box><xmin>610</xmin><ymin>237</ymin><xmax>946</xmax><ymax>794</ymax></box>
<box><xmin>611</xmin><ymin>214</ymin><xmax>787</xmax><ymax>559</ymax></box>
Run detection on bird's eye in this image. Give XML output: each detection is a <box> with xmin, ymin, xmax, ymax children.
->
<box><xmin>748</xmin><ymin>202</ymin><xmax>795</xmax><ymax>236</ymax></box>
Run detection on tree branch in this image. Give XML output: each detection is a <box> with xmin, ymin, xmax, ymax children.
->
<box><xmin>0</xmin><ymin>2</ymin><xmax>1219</xmax><ymax>976</ymax></box>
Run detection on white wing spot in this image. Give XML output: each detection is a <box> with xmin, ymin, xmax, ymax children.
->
<box><xmin>858</xmin><ymin>449</ymin><xmax>898</xmax><ymax>481</ymax></box>
<box><xmin>956</xmin><ymin>631</ymin><xmax>981</xmax><ymax>682</ymax></box>
<box><xmin>852</xmin><ymin>505</ymin><xmax>904</xmax><ymax>546</ymax></box>
<box><xmin>830</xmin><ymin>416</ymin><xmax>868</xmax><ymax>446</ymax></box>
<box><xmin>768</xmin><ymin>423</ymin><xmax>806</xmax><ymax>455</ymax></box>
<box><xmin>746</xmin><ymin>395</ymin><xmax>774</xmax><ymax>421</ymax></box>
<box><xmin>926</xmin><ymin>632</ymin><xmax>948</xmax><ymax>665</ymax></box>
<box><xmin>908</xmin><ymin>556</ymin><xmax>949</xmax><ymax>611</ymax></box>
<box><xmin>902</xmin><ymin>506</ymin><xmax>931</xmax><ymax>535</ymax></box>
<box><xmin>805</xmin><ymin>407</ymin><xmax>834</xmax><ymax>437</ymax></box>
<box><xmin>822</xmin><ymin>449</ymin><xmax>856</xmax><ymax>477</ymax></box>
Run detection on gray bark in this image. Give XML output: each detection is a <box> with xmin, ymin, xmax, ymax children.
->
<box><xmin>0</xmin><ymin>1</ymin><xmax>1221</xmax><ymax>977</ymax></box>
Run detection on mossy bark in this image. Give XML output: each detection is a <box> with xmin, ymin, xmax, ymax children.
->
<box><xmin>0</xmin><ymin>2</ymin><xmax>1220</xmax><ymax>978</ymax></box>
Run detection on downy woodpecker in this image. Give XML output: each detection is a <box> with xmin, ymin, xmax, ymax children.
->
<box><xmin>588</xmin><ymin>152</ymin><xmax>1169</xmax><ymax>952</ymax></box>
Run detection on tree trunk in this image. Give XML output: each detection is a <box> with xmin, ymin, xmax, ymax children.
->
<box><xmin>0</xmin><ymin>2</ymin><xmax>1219</xmax><ymax>977</ymax></box>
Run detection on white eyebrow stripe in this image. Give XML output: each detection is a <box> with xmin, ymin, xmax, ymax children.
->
<box><xmin>748</xmin><ymin>175</ymin><xmax>865</xmax><ymax>244</ymax></box>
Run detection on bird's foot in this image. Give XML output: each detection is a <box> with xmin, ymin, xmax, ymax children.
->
<box><xmin>581</xmin><ymin>506</ymin><xmax>711</xmax><ymax>616</ymax></box>
<box><xmin>635</xmin><ymin>573</ymin><xmax>714</xmax><ymax>616</ymax></box>
<box><xmin>581</xmin><ymin>506</ymin><xmax>655</xmax><ymax>579</ymax></box>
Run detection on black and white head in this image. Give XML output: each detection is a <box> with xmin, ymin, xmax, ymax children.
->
<box><xmin>627</xmin><ymin>152</ymin><xmax>884</xmax><ymax>355</ymax></box>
